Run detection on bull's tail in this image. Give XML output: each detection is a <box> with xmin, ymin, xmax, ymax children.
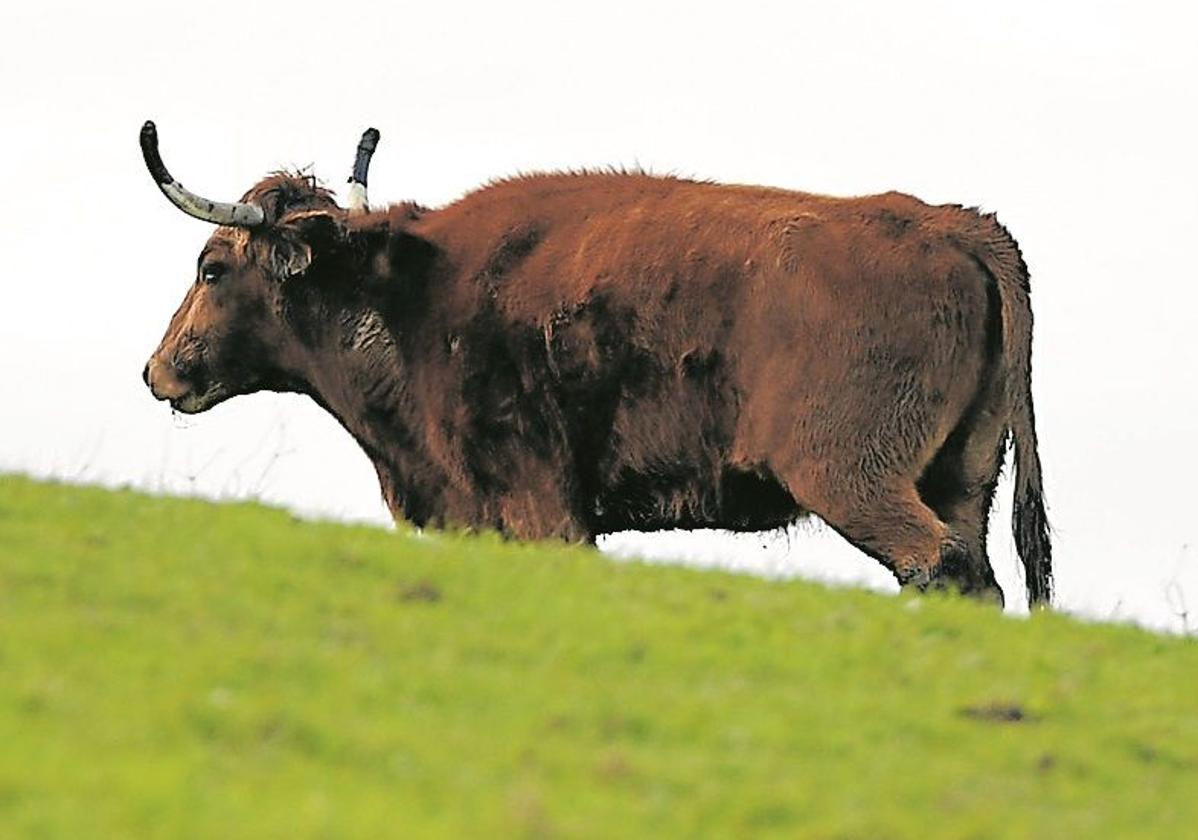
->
<box><xmin>973</xmin><ymin>217</ymin><xmax>1053</xmax><ymax>608</ymax></box>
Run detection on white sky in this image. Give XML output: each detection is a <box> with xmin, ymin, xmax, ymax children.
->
<box><xmin>1</xmin><ymin>0</ymin><xmax>1195</xmax><ymax>631</ymax></box>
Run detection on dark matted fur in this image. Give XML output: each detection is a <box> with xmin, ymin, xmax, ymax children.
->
<box><xmin>145</xmin><ymin>170</ymin><xmax>1052</xmax><ymax>607</ymax></box>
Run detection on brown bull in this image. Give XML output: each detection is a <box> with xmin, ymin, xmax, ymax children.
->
<box><xmin>140</xmin><ymin>121</ymin><xmax>1052</xmax><ymax>607</ymax></box>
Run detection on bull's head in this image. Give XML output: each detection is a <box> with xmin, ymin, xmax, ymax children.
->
<box><xmin>140</xmin><ymin>122</ymin><xmax>379</xmax><ymax>413</ymax></box>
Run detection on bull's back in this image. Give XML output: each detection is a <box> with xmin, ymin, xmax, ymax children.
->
<box><xmin>425</xmin><ymin>173</ymin><xmax>986</xmax><ymax>326</ymax></box>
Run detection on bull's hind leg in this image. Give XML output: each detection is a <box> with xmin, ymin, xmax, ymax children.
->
<box><xmin>801</xmin><ymin>480</ymin><xmax>965</xmax><ymax>591</ymax></box>
<box><xmin>916</xmin><ymin>388</ymin><xmax>1010</xmax><ymax>605</ymax></box>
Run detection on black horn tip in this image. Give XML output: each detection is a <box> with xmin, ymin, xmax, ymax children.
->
<box><xmin>140</xmin><ymin>121</ymin><xmax>159</xmax><ymax>153</ymax></box>
<box><xmin>139</xmin><ymin>120</ymin><xmax>172</xmax><ymax>185</ymax></box>
<box><xmin>350</xmin><ymin>127</ymin><xmax>381</xmax><ymax>187</ymax></box>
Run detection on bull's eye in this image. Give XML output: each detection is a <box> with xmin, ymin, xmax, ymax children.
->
<box><xmin>199</xmin><ymin>262</ymin><xmax>227</xmax><ymax>285</ymax></box>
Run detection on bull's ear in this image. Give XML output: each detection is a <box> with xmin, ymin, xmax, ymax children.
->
<box><xmin>268</xmin><ymin>211</ymin><xmax>345</xmax><ymax>280</ymax></box>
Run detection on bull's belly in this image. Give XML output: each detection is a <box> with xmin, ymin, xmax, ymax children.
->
<box><xmin>590</xmin><ymin>464</ymin><xmax>804</xmax><ymax>534</ymax></box>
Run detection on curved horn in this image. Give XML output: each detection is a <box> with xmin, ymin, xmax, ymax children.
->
<box><xmin>139</xmin><ymin>121</ymin><xmax>265</xmax><ymax>227</ymax></box>
<box><xmin>345</xmin><ymin>127</ymin><xmax>380</xmax><ymax>214</ymax></box>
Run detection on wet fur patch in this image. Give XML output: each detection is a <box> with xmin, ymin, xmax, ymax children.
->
<box><xmin>476</xmin><ymin>226</ymin><xmax>542</xmax><ymax>296</ymax></box>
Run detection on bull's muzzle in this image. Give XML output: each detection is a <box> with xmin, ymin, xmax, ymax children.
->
<box><xmin>143</xmin><ymin>356</ymin><xmax>191</xmax><ymax>403</ymax></box>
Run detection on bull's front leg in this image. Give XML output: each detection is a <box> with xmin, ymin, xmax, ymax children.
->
<box><xmin>392</xmin><ymin>465</ymin><xmax>590</xmax><ymax>543</ymax></box>
<box><xmin>488</xmin><ymin>451</ymin><xmax>593</xmax><ymax>543</ymax></box>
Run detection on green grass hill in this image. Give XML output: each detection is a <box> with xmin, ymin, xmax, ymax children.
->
<box><xmin>1</xmin><ymin>475</ymin><xmax>1195</xmax><ymax>838</ymax></box>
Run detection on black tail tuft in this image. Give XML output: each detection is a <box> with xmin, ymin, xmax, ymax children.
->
<box><xmin>1014</xmin><ymin>482</ymin><xmax>1052</xmax><ymax>607</ymax></box>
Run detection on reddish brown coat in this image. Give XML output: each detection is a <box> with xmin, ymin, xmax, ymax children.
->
<box><xmin>145</xmin><ymin>171</ymin><xmax>1052</xmax><ymax>606</ymax></box>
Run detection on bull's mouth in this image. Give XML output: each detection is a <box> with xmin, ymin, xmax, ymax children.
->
<box><xmin>169</xmin><ymin>382</ymin><xmax>231</xmax><ymax>414</ymax></box>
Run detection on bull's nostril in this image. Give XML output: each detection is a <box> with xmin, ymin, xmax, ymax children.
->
<box><xmin>142</xmin><ymin>362</ymin><xmax>151</xmax><ymax>387</ymax></box>
<box><xmin>144</xmin><ymin>358</ymin><xmax>192</xmax><ymax>402</ymax></box>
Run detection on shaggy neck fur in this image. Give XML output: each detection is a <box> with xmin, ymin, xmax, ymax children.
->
<box><xmin>281</xmin><ymin>206</ymin><xmax>455</xmax><ymax>528</ymax></box>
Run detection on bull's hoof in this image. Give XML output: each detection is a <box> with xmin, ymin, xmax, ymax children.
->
<box><xmin>963</xmin><ymin>582</ymin><xmax>1006</xmax><ymax>608</ymax></box>
<box><xmin>895</xmin><ymin>544</ymin><xmax>1005</xmax><ymax>608</ymax></box>
<box><xmin>896</xmin><ymin>565</ymin><xmax>935</xmax><ymax>590</ymax></box>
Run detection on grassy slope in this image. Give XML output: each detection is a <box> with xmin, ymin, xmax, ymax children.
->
<box><xmin>0</xmin><ymin>476</ymin><xmax>1195</xmax><ymax>839</ymax></box>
